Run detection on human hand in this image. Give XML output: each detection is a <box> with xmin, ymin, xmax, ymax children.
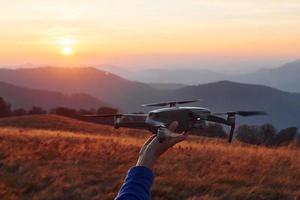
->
<box><xmin>136</xmin><ymin>121</ymin><xmax>188</xmax><ymax>170</ymax></box>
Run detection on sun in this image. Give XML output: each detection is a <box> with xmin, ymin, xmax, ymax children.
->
<box><xmin>62</xmin><ymin>47</ymin><xmax>73</xmax><ymax>56</ymax></box>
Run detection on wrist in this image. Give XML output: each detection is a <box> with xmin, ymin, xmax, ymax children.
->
<box><xmin>136</xmin><ymin>155</ymin><xmax>157</xmax><ymax>170</ymax></box>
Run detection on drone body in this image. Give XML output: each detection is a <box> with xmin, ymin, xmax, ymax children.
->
<box><xmin>85</xmin><ymin>100</ymin><xmax>266</xmax><ymax>143</ymax></box>
<box><xmin>146</xmin><ymin>107</ymin><xmax>210</xmax><ymax>132</ymax></box>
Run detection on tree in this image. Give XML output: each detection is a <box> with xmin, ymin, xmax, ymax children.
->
<box><xmin>236</xmin><ymin>125</ymin><xmax>261</xmax><ymax>145</ymax></box>
<box><xmin>28</xmin><ymin>106</ymin><xmax>47</xmax><ymax>115</ymax></box>
<box><xmin>12</xmin><ymin>108</ymin><xmax>27</xmax><ymax>116</ymax></box>
<box><xmin>259</xmin><ymin>123</ymin><xmax>277</xmax><ymax>146</ymax></box>
<box><xmin>203</xmin><ymin>123</ymin><xmax>227</xmax><ymax>138</ymax></box>
<box><xmin>96</xmin><ymin>106</ymin><xmax>118</xmax><ymax>115</ymax></box>
<box><xmin>274</xmin><ymin>127</ymin><xmax>298</xmax><ymax>146</ymax></box>
<box><xmin>96</xmin><ymin>106</ymin><xmax>119</xmax><ymax>125</ymax></box>
<box><xmin>77</xmin><ymin>109</ymin><xmax>94</xmax><ymax>116</ymax></box>
<box><xmin>51</xmin><ymin>107</ymin><xmax>77</xmax><ymax>117</ymax></box>
<box><xmin>0</xmin><ymin>97</ymin><xmax>11</xmax><ymax>117</ymax></box>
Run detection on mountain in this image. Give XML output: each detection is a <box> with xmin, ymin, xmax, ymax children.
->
<box><xmin>232</xmin><ymin>59</ymin><xmax>300</xmax><ymax>92</ymax></box>
<box><xmin>123</xmin><ymin>68</ymin><xmax>227</xmax><ymax>85</ymax></box>
<box><xmin>101</xmin><ymin>59</ymin><xmax>300</xmax><ymax>92</ymax></box>
<box><xmin>0</xmin><ymin>67</ymin><xmax>159</xmax><ymax>111</ymax></box>
<box><xmin>162</xmin><ymin>81</ymin><xmax>300</xmax><ymax>128</ymax></box>
<box><xmin>148</xmin><ymin>83</ymin><xmax>188</xmax><ymax>90</ymax></box>
<box><xmin>0</xmin><ymin>81</ymin><xmax>104</xmax><ymax>110</ymax></box>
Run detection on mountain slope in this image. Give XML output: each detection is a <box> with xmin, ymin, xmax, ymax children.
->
<box><xmin>126</xmin><ymin>68</ymin><xmax>226</xmax><ymax>85</ymax></box>
<box><xmin>232</xmin><ymin>59</ymin><xmax>300</xmax><ymax>92</ymax></box>
<box><xmin>103</xmin><ymin>59</ymin><xmax>300</xmax><ymax>92</ymax></box>
<box><xmin>0</xmin><ymin>81</ymin><xmax>104</xmax><ymax>109</ymax></box>
<box><xmin>148</xmin><ymin>82</ymin><xmax>188</xmax><ymax>90</ymax></box>
<box><xmin>163</xmin><ymin>81</ymin><xmax>300</xmax><ymax>128</ymax></box>
<box><xmin>0</xmin><ymin>67</ymin><xmax>159</xmax><ymax>111</ymax></box>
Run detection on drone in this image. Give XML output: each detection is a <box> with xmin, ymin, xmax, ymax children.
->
<box><xmin>85</xmin><ymin>99</ymin><xmax>267</xmax><ymax>143</ymax></box>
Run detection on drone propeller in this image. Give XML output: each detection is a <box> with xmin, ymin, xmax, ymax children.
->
<box><xmin>213</xmin><ymin>111</ymin><xmax>267</xmax><ymax>117</ymax></box>
<box><xmin>83</xmin><ymin>114</ymin><xmax>122</xmax><ymax>118</ymax></box>
<box><xmin>141</xmin><ymin>99</ymin><xmax>202</xmax><ymax>107</ymax></box>
<box><xmin>83</xmin><ymin>114</ymin><xmax>147</xmax><ymax>118</ymax></box>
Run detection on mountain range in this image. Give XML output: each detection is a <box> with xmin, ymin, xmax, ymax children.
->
<box><xmin>232</xmin><ymin>59</ymin><xmax>300</xmax><ymax>92</ymax></box>
<box><xmin>110</xmin><ymin>59</ymin><xmax>300</xmax><ymax>92</ymax></box>
<box><xmin>0</xmin><ymin>67</ymin><xmax>159</xmax><ymax>111</ymax></box>
<box><xmin>0</xmin><ymin>66</ymin><xmax>299</xmax><ymax>128</ymax></box>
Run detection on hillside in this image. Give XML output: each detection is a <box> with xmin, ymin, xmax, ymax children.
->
<box><xmin>148</xmin><ymin>82</ymin><xmax>188</xmax><ymax>90</ymax></box>
<box><xmin>0</xmin><ymin>115</ymin><xmax>111</xmax><ymax>134</ymax></box>
<box><xmin>108</xmin><ymin>59</ymin><xmax>300</xmax><ymax>92</ymax></box>
<box><xmin>232</xmin><ymin>59</ymin><xmax>300</xmax><ymax>92</ymax></box>
<box><xmin>0</xmin><ymin>81</ymin><xmax>104</xmax><ymax>110</ymax></box>
<box><xmin>0</xmin><ymin>115</ymin><xmax>299</xmax><ymax>199</ymax></box>
<box><xmin>163</xmin><ymin>81</ymin><xmax>300</xmax><ymax>128</ymax></box>
<box><xmin>0</xmin><ymin>67</ymin><xmax>159</xmax><ymax>111</ymax></box>
<box><xmin>0</xmin><ymin>114</ymin><xmax>149</xmax><ymax>138</ymax></box>
<box><xmin>125</xmin><ymin>68</ymin><xmax>225</xmax><ymax>85</ymax></box>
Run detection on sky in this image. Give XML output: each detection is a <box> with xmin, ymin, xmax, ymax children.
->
<box><xmin>0</xmin><ymin>0</ymin><xmax>300</xmax><ymax>73</ymax></box>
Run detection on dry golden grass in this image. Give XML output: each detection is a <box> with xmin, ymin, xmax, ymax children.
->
<box><xmin>0</xmin><ymin>115</ymin><xmax>300</xmax><ymax>200</ymax></box>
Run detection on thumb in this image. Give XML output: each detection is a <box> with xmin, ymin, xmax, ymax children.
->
<box><xmin>168</xmin><ymin>121</ymin><xmax>178</xmax><ymax>132</ymax></box>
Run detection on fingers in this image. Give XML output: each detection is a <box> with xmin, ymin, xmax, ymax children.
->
<box><xmin>168</xmin><ymin>121</ymin><xmax>178</xmax><ymax>132</ymax></box>
<box><xmin>140</xmin><ymin>135</ymin><xmax>156</xmax><ymax>154</ymax></box>
<box><xmin>144</xmin><ymin>135</ymin><xmax>156</xmax><ymax>146</ymax></box>
<box><xmin>168</xmin><ymin>131</ymin><xmax>188</xmax><ymax>146</ymax></box>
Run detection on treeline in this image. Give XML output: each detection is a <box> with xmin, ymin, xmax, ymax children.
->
<box><xmin>0</xmin><ymin>97</ymin><xmax>299</xmax><ymax>146</ymax></box>
<box><xmin>0</xmin><ymin>97</ymin><xmax>46</xmax><ymax>117</ymax></box>
<box><xmin>236</xmin><ymin>124</ymin><xmax>299</xmax><ymax>147</ymax></box>
<box><xmin>193</xmin><ymin>122</ymin><xmax>299</xmax><ymax>147</ymax></box>
<box><xmin>0</xmin><ymin>97</ymin><xmax>118</xmax><ymax>124</ymax></box>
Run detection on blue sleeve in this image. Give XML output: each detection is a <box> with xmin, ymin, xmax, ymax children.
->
<box><xmin>115</xmin><ymin>166</ymin><xmax>154</xmax><ymax>200</ymax></box>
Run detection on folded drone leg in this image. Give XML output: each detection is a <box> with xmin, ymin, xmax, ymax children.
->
<box><xmin>228</xmin><ymin>124</ymin><xmax>235</xmax><ymax>143</ymax></box>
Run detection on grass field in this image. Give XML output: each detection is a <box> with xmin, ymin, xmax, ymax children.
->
<box><xmin>0</xmin><ymin>115</ymin><xmax>300</xmax><ymax>200</ymax></box>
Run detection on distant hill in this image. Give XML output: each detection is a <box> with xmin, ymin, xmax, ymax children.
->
<box><xmin>0</xmin><ymin>67</ymin><xmax>159</xmax><ymax>111</ymax></box>
<box><xmin>126</xmin><ymin>68</ymin><xmax>226</xmax><ymax>85</ymax></box>
<box><xmin>232</xmin><ymin>59</ymin><xmax>300</xmax><ymax>92</ymax></box>
<box><xmin>163</xmin><ymin>81</ymin><xmax>300</xmax><ymax>128</ymax></box>
<box><xmin>106</xmin><ymin>59</ymin><xmax>300</xmax><ymax>92</ymax></box>
<box><xmin>0</xmin><ymin>81</ymin><xmax>104</xmax><ymax>110</ymax></box>
<box><xmin>148</xmin><ymin>83</ymin><xmax>188</xmax><ymax>90</ymax></box>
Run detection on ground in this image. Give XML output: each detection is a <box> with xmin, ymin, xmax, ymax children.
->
<box><xmin>0</xmin><ymin>115</ymin><xmax>299</xmax><ymax>200</ymax></box>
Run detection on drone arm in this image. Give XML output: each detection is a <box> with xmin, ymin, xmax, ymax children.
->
<box><xmin>206</xmin><ymin>115</ymin><xmax>237</xmax><ymax>143</ymax></box>
<box><xmin>206</xmin><ymin>115</ymin><xmax>230</xmax><ymax>125</ymax></box>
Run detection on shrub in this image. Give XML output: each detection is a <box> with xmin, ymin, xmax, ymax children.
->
<box><xmin>0</xmin><ymin>97</ymin><xmax>11</xmax><ymax>117</ymax></box>
<box><xmin>28</xmin><ymin>106</ymin><xmax>47</xmax><ymax>115</ymax></box>
<box><xmin>274</xmin><ymin>127</ymin><xmax>298</xmax><ymax>146</ymax></box>
<box><xmin>203</xmin><ymin>123</ymin><xmax>227</xmax><ymax>138</ymax></box>
<box><xmin>259</xmin><ymin>123</ymin><xmax>277</xmax><ymax>146</ymax></box>
<box><xmin>51</xmin><ymin>107</ymin><xmax>77</xmax><ymax>117</ymax></box>
<box><xmin>236</xmin><ymin>125</ymin><xmax>262</xmax><ymax>145</ymax></box>
<box><xmin>96</xmin><ymin>106</ymin><xmax>118</xmax><ymax>115</ymax></box>
<box><xmin>12</xmin><ymin>108</ymin><xmax>27</xmax><ymax>116</ymax></box>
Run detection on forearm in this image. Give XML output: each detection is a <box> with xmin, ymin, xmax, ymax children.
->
<box><xmin>115</xmin><ymin>166</ymin><xmax>154</xmax><ymax>200</ymax></box>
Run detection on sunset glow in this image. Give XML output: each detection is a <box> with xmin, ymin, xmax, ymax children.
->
<box><xmin>0</xmin><ymin>0</ymin><xmax>300</xmax><ymax>69</ymax></box>
<box><xmin>62</xmin><ymin>47</ymin><xmax>73</xmax><ymax>56</ymax></box>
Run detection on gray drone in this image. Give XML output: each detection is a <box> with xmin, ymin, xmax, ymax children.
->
<box><xmin>85</xmin><ymin>100</ymin><xmax>266</xmax><ymax>143</ymax></box>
